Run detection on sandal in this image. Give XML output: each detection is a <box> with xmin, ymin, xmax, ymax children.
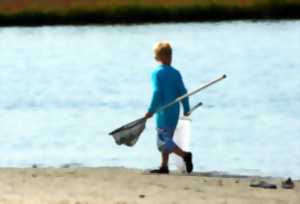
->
<box><xmin>184</xmin><ymin>152</ymin><xmax>193</xmax><ymax>173</ymax></box>
<box><xmin>150</xmin><ymin>166</ymin><xmax>169</xmax><ymax>174</ymax></box>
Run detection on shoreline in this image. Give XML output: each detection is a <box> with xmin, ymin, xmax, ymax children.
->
<box><xmin>0</xmin><ymin>167</ymin><xmax>299</xmax><ymax>203</ymax></box>
<box><xmin>1</xmin><ymin>3</ymin><xmax>300</xmax><ymax>26</ymax></box>
<box><xmin>3</xmin><ymin>164</ymin><xmax>300</xmax><ymax>181</ymax></box>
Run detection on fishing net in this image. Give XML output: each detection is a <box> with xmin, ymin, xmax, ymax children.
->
<box><xmin>109</xmin><ymin>117</ymin><xmax>146</xmax><ymax>147</ymax></box>
<box><xmin>109</xmin><ymin>75</ymin><xmax>225</xmax><ymax>148</ymax></box>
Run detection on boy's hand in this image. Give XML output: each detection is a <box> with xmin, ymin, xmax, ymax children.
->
<box><xmin>145</xmin><ymin>112</ymin><xmax>154</xmax><ymax>119</ymax></box>
<box><xmin>184</xmin><ymin>112</ymin><xmax>190</xmax><ymax>117</ymax></box>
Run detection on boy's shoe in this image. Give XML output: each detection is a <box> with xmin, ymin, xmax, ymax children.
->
<box><xmin>150</xmin><ymin>166</ymin><xmax>169</xmax><ymax>174</ymax></box>
<box><xmin>184</xmin><ymin>152</ymin><xmax>193</xmax><ymax>173</ymax></box>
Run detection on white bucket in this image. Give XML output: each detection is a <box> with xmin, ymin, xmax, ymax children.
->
<box><xmin>171</xmin><ymin>116</ymin><xmax>192</xmax><ymax>172</ymax></box>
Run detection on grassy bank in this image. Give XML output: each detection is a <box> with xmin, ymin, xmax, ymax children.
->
<box><xmin>0</xmin><ymin>0</ymin><xmax>300</xmax><ymax>26</ymax></box>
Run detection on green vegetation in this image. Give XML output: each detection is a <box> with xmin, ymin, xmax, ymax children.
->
<box><xmin>0</xmin><ymin>0</ymin><xmax>300</xmax><ymax>26</ymax></box>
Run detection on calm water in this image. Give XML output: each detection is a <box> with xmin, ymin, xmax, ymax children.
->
<box><xmin>0</xmin><ymin>21</ymin><xmax>299</xmax><ymax>178</ymax></box>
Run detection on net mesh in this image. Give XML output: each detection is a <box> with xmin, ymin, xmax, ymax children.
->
<box><xmin>109</xmin><ymin>117</ymin><xmax>146</xmax><ymax>147</ymax></box>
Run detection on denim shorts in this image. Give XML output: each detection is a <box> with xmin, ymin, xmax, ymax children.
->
<box><xmin>157</xmin><ymin>128</ymin><xmax>176</xmax><ymax>153</ymax></box>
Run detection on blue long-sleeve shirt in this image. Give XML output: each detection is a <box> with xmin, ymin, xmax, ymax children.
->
<box><xmin>148</xmin><ymin>64</ymin><xmax>190</xmax><ymax>129</ymax></box>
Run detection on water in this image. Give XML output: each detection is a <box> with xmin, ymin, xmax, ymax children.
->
<box><xmin>0</xmin><ymin>21</ymin><xmax>300</xmax><ymax>178</ymax></box>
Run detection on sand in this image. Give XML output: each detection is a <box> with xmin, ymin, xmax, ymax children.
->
<box><xmin>0</xmin><ymin>167</ymin><xmax>299</xmax><ymax>204</ymax></box>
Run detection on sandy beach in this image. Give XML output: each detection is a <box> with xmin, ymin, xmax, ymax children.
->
<box><xmin>0</xmin><ymin>167</ymin><xmax>299</xmax><ymax>204</ymax></box>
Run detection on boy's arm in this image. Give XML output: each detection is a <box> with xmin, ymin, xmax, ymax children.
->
<box><xmin>145</xmin><ymin>71</ymin><xmax>161</xmax><ymax>118</ymax></box>
<box><xmin>178</xmin><ymin>73</ymin><xmax>190</xmax><ymax>115</ymax></box>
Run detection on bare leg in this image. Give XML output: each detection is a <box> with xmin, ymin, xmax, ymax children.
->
<box><xmin>161</xmin><ymin>144</ymin><xmax>186</xmax><ymax>167</ymax></box>
<box><xmin>172</xmin><ymin>144</ymin><xmax>186</xmax><ymax>158</ymax></box>
<box><xmin>172</xmin><ymin>144</ymin><xmax>193</xmax><ymax>173</ymax></box>
<box><xmin>150</xmin><ymin>153</ymin><xmax>169</xmax><ymax>173</ymax></box>
<box><xmin>161</xmin><ymin>152</ymin><xmax>169</xmax><ymax>167</ymax></box>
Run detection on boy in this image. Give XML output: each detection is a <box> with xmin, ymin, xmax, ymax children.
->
<box><xmin>145</xmin><ymin>41</ymin><xmax>193</xmax><ymax>174</ymax></box>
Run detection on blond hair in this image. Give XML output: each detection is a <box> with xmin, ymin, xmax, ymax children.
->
<box><xmin>153</xmin><ymin>41</ymin><xmax>172</xmax><ymax>60</ymax></box>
